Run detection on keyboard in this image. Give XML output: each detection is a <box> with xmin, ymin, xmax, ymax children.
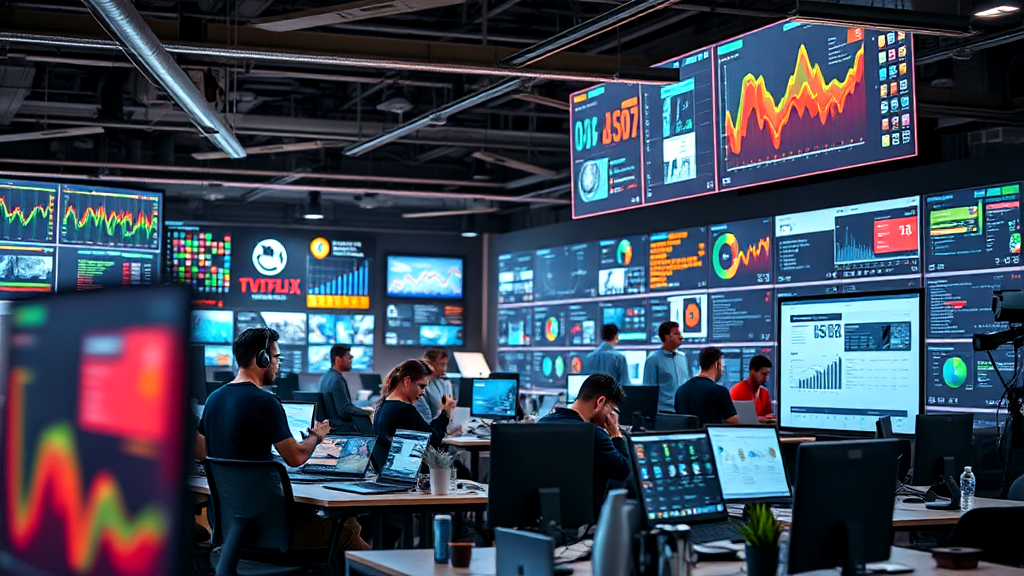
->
<box><xmin>689</xmin><ymin>521</ymin><xmax>743</xmax><ymax>544</ymax></box>
<box><xmin>287</xmin><ymin>473</ymin><xmax>348</xmax><ymax>484</ymax></box>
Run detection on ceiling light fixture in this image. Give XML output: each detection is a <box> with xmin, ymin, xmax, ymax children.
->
<box><xmin>303</xmin><ymin>191</ymin><xmax>325</xmax><ymax>220</ymax></box>
<box><xmin>974</xmin><ymin>3</ymin><xmax>1020</xmax><ymax>17</ymax></box>
<box><xmin>193</xmin><ymin>140</ymin><xmax>325</xmax><ymax>160</ymax></box>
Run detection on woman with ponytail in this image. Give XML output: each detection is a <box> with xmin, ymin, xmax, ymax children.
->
<box><xmin>373</xmin><ymin>359</ymin><xmax>456</xmax><ymax>449</ymax></box>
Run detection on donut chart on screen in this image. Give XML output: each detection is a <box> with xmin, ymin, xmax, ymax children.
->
<box><xmin>617</xmin><ymin>239</ymin><xmax>634</xmax><ymax>266</ymax></box>
<box><xmin>942</xmin><ymin>357</ymin><xmax>967</xmax><ymax>389</ymax></box>
<box><xmin>713</xmin><ymin>233</ymin><xmax>741</xmax><ymax>280</ymax></box>
<box><xmin>545</xmin><ymin>316</ymin><xmax>560</xmax><ymax>342</ymax></box>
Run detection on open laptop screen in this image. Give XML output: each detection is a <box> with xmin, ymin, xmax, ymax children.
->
<box><xmin>281</xmin><ymin>401</ymin><xmax>315</xmax><ymax>442</ymax></box>
<box><xmin>306</xmin><ymin>434</ymin><xmax>376</xmax><ymax>475</ymax></box>
<box><xmin>381</xmin><ymin>430</ymin><xmax>431</xmax><ymax>482</ymax></box>
<box><xmin>630</xmin><ymin>431</ymin><xmax>726</xmax><ymax>525</ymax></box>
<box><xmin>706</xmin><ymin>425</ymin><xmax>791</xmax><ymax>502</ymax></box>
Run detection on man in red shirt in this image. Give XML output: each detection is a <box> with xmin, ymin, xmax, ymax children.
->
<box><xmin>730</xmin><ymin>355</ymin><xmax>775</xmax><ymax>423</ymax></box>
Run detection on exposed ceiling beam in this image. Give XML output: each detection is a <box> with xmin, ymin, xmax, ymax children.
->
<box><xmin>0</xmin><ymin>126</ymin><xmax>104</xmax><ymax>143</ymax></box>
<box><xmin>513</xmin><ymin>93</ymin><xmax>570</xmax><ymax>111</ymax></box>
<box><xmin>192</xmin><ymin>140</ymin><xmax>327</xmax><ymax>160</ymax></box>
<box><xmin>402</xmin><ymin>207</ymin><xmax>500</xmax><ymax>218</ymax></box>
<box><xmin>250</xmin><ymin>0</ymin><xmax>466</xmax><ymax>32</ymax></box>
<box><xmin>472</xmin><ymin>151</ymin><xmax>558</xmax><ymax>176</ymax></box>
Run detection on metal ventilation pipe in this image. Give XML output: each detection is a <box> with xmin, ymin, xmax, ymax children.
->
<box><xmin>81</xmin><ymin>0</ymin><xmax>247</xmax><ymax>159</ymax></box>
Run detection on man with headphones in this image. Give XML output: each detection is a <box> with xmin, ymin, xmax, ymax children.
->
<box><xmin>195</xmin><ymin>327</ymin><xmax>368</xmax><ymax>553</ymax></box>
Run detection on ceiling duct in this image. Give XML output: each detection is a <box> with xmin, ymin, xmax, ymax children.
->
<box><xmin>80</xmin><ymin>0</ymin><xmax>247</xmax><ymax>158</ymax></box>
<box><xmin>251</xmin><ymin>0</ymin><xmax>465</xmax><ymax>32</ymax></box>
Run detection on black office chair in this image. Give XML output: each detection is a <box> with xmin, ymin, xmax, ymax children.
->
<box><xmin>1009</xmin><ymin>474</ymin><xmax>1024</xmax><ymax>502</ymax></box>
<box><xmin>945</xmin><ymin>507</ymin><xmax>1024</xmax><ymax>567</ymax></box>
<box><xmin>274</xmin><ymin>372</ymin><xmax>298</xmax><ymax>401</ymax></box>
<box><xmin>654</xmin><ymin>413</ymin><xmax>699</xmax><ymax>431</ymax></box>
<box><xmin>351</xmin><ymin>413</ymin><xmax>374</xmax><ymax>435</ymax></box>
<box><xmin>204</xmin><ymin>458</ymin><xmax>327</xmax><ymax>576</ymax></box>
<box><xmin>206</xmin><ymin>380</ymin><xmax>226</xmax><ymax>400</ymax></box>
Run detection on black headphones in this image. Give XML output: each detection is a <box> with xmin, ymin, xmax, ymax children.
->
<box><xmin>255</xmin><ymin>330</ymin><xmax>272</xmax><ymax>370</ymax></box>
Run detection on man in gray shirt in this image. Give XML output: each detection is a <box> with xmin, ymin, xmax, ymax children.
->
<box><xmin>643</xmin><ymin>321</ymin><xmax>692</xmax><ymax>412</ymax></box>
<box><xmin>318</xmin><ymin>344</ymin><xmax>363</xmax><ymax>432</ymax></box>
<box><xmin>583</xmin><ymin>324</ymin><xmax>631</xmax><ymax>386</ymax></box>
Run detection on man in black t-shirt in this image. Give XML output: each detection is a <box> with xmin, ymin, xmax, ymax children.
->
<box><xmin>674</xmin><ymin>347</ymin><xmax>740</xmax><ymax>426</ymax></box>
<box><xmin>195</xmin><ymin>327</ymin><xmax>367</xmax><ymax>555</ymax></box>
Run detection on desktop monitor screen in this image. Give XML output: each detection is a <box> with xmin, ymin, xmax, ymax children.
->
<box><xmin>453</xmin><ymin>351</ymin><xmax>491</xmax><ymax>379</ymax></box>
<box><xmin>0</xmin><ymin>286</ymin><xmax>191</xmax><ymax>576</ymax></box>
<box><xmin>567</xmin><ymin>374</ymin><xmax>589</xmax><ymax>403</ymax></box>
<box><xmin>471</xmin><ymin>378</ymin><xmax>519</xmax><ymax>419</ymax></box>
<box><xmin>628</xmin><ymin>431</ymin><xmax>727</xmax><ymax>527</ymax></box>
<box><xmin>911</xmin><ymin>413</ymin><xmax>973</xmax><ymax>486</ymax></box>
<box><xmin>778</xmin><ymin>291</ymin><xmax>922</xmax><ymax>435</ymax></box>
<box><xmin>305</xmin><ymin>434</ymin><xmax>376</xmax><ymax>475</ymax></box>
<box><xmin>706</xmin><ymin>425</ymin><xmax>791</xmax><ymax>503</ymax></box>
<box><xmin>381</xmin><ymin>430</ymin><xmax>431</xmax><ymax>482</ymax></box>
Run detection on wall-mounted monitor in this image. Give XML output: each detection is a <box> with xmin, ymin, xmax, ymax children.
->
<box><xmin>386</xmin><ymin>255</ymin><xmax>464</xmax><ymax>299</ymax></box>
<box><xmin>190</xmin><ymin>310</ymin><xmax>234</xmax><ymax>344</ymax></box>
<box><xmin>384</xmin><ymin>302</ymin><xmax>463</xmax><ymax>347</ymax></box>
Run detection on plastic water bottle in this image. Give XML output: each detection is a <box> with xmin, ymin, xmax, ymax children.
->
<box><xmin>959</xmin><ymin>466</ymin><xmax>975</xmax><ymax>512</ymax></box>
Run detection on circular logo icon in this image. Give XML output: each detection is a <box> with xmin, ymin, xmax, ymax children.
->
<box><xmin>310</xmin><ymin>237</ymin><xmax>331</xmax><ymax>260</ymax></box>
<box><xmin>252</xmin><ymin>239</ymin><xmax>288</xmax><ymax>276</ymax></box>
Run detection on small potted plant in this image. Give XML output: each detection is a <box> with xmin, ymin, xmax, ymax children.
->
<box><xmin>420</xmin><ymin>445</ymin><xmax>456</xmax><ymax>496</ymax></box>
<box><xmin>738</xmin><ymin>504</ymin><xmax>782</xmax><ymax>576</ymax></box>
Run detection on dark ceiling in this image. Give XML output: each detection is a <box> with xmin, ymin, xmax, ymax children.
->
<box><xmin>2</xmin><ymin>0</ymin><xmax>1024</xmax><ymax>233</ymax></box>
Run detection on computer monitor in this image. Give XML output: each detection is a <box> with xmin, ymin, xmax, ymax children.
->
<box><xmin>706</xmin><ymin>425</ymin><xmax>791</xmax><ymax>503</ymax></box>
<box><xmin>275</xmin><ymin>372</ymin><xmax>298</xmax><ymax>401</ymax></box>
<box><xmin>628</xmin><ymin>431</ymin><xmax>728</xmax><ymax>528</ymax></box>
<box><xmin>379</xmin><ymin>429</ymin><xmax>432</xmax><ymax>483</ymax></box>
<box><xmin>567</xmin><ymin>374</ymin><xmax>589</xmax><ymax>403</ymax></box>
<box><xmin>456</xmin><ymin>377</ymin><xmax>474</xmax><ymax>408</ymax></box>
<box><xmin>453</xmin><ymin>351</ymin><xmax>491</xmax><ymax>378</ymax></box>
<box><xmin>359</xmin><ymin>373</ymin><xmax>382</xmax><ymax>391</ymax></box>
<box><xmin>489</xmin><ymin>423</ymin><xmax>595</xmax><ymax>531</ymax></box>
<box><xmin>911</xmin><ymin>413</ymin><xmax>973</xmax><ymax>487</ymax></box>
<box><xmin>619</xmin><ymin>385</ymin><xmax>659</xmax><ymax>429</ymax></box>
<box><xmin>789</xmin><ymin>439</ymin><xmax>902</xmax><ymax>576</ymax></box>
<box><xmin>0</xmin><ymin>286</ymin><xmax>192</xmax><ymax>576</ymax></box>
<box><xmin>471</xmin><ymin>378</ymin><xmax>519</xmax><ymax>420</ymax></box>
<box><xmin>778</xmin><ymin>291</ymin><xmax>923</xmax><ymax>435</ymax></box>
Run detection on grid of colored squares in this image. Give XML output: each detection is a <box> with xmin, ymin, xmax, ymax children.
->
<box><xmin>168</xmin><ymin>230</ymin><xmax>231</xmax><ymax>293</ymax></box>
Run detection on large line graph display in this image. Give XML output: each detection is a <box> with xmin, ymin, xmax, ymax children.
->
<box><xmin>716</xmin><ymin>22</ymin><xmax>916</xmax><ymax>191</ymax></box>
<box><xmin>0</xmin><ymin>181</ymin><xmax>57</xmax><ymax>244</ymax></box>
<box><xmin>60</xmin><ymin>186</ymin><xmax>161</xmax><ymax>251</ymax></box>
<box><xmin>386</xmin><ymin>255</ymin><xmax>464</xmax><ymax>299</ymax></box>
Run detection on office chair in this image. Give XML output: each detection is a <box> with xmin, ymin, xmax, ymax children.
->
<box><xmin>1009</xmin><ymin>474</ymin><xmax>1024</xmax><ymax>502</ymax></box>
<box><xmin>351</xmin><ymin>413</ymin><xmax>374</xmax><ymax>434</ymax></box>
<box><xmin>654</xmin><ymin>413</ymin><xmax>699</xmax><ymax>431</ymax></box>
<box><xmin>206</xmin><ymin>380</ymin><xmax>226</xmax><ymax>400</ymax></box>
<box><xmin>204</xmin><ymin>458</ymin><xmax>328</xmax><ymax>576</ymax></box>
<box><xmin>945</xmin><ymin>507</ymin><xmax>1024</xmax><ymax>567</ymax></box>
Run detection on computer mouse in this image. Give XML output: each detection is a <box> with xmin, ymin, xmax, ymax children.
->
<box><xmin>903</xmin><ymin>497</ymin><xmax>925</xmax><ymax>504</ymax></box>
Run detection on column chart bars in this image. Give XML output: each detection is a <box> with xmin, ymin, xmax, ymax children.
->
<box><xmin>797</xmin><ymin>357</ymin><xmax>842</xmax><ymax>390</ymax></box>
<box><xmin>307</xmin><ymin>256</ymin><xmax>371</xmax><ymax>309</ymax></box>
<box><xmin>59</xmin><ymin>186</ymin><xmax>161</xmax><ymax>250</ymax></box>
<box><xmin>0</xmin><ymin>181</ymin><xmax>56</xmax><ymax>244</ymax></box>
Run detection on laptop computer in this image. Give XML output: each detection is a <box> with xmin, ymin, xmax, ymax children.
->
<box><xmin>496</xmin><ymin>528</ymin><xmax>556</xmax><ymax>576</ymax></box>
<box><xmin>628</xmin><ymin>430</ymin><xmax>743</xmax><ymax>544</ymax></box>
<box><xmin>705</xmin><ymin>425</ymin><xmax>791</xmax><ymax>504</ymax></box>
<box><xmin>272</xmin><ymin>400</ymin><xmax>316</xmax><ymax>457</ymax></box>
<box><xmin>536</xmin><ymin>395</ymin><xmax>559</xmax><ymax>420</ymax></box>
<box><xmin>733</xmin><ymin>401</ymin><xmax>760</xmax><ymax>424</ymax></box>
<box><xmin>292</xmin><ymin>434</ymin><xmax>377</xmax><ymax>481</ymax></box>
<box><xmin>327</xmin><ymin>429</ymin><xmax>431</xmax><ymax>494</ymax></box>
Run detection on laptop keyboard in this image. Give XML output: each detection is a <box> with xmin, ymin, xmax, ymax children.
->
<box><xmin>689</xmin><ymin>521</ymin><xmax>743</xmax><ymax>544</ymax></box>
<box><xmin>348</xmin><ymin>480</ymin><xmax>412</xmax><ymax>493</ymax></box>
<box><xmin>288</xmin><ymin>473</ymin><xmax>345</xmax><ymax>484</ymax></box>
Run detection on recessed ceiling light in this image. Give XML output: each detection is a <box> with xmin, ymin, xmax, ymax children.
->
<box><xmin>303</xmin><ymin>191</ymin><xmax>325</xmax><ymax>220</ymax></box>
<box><xmin>975</xmin><ymin>4</ymin><xmax>1019</xmax><ymax>17</ymax></box>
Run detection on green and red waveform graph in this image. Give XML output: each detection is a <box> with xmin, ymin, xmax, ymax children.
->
<box><xmin>60</xmin><ymin>190</ymin><xmax>160</xmax><ymax>251</ymax></box>
<box><xmin>724</xmin><ymin>42</ymin><xmax>866</xmax><ymax>169</ymax></box>
<box><xmin>0</xmin><ymin>183</ymin><xmax>57</xmax><ymax>244</ymax></box>
<box><xmin>4</xmin><ymin>368</ymin><xmax>169</xmax><ymax>575</ymax></box>
<box><xmin>713</xmin><ymin>234</ymin><xmax>771</xmax><ymax>281</ymax></box>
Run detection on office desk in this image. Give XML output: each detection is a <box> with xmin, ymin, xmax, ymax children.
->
<box><xmin>345</xmin><ymin>546</ymin><xmax>1024</xmax><ymax>576</ymax></box>
<box><xmin>443</xmin><ymin>436</ymin><xmax>490</xmax><ymax>480</ymax></box>
<box><xmin>778</xmin><ymin>436</ymin><xmax>815</xmax><ymax>445</ymax></box>
<box><xmin>769</xmin><ymin>495</ymin><xmax>1023</xmax><ymax>529</ymax></box>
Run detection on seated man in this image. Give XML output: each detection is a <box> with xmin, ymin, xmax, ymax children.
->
<box><xmin>730</xmin><ymin>354</ymin><xmax>775</xmax><ymax>422</ymax></box>
<box><xmin>195</xmin><ymin>327</ymin><xmax>368</xmax><ymax>556</ymax></box>
<box><xmin>674</xmin><ymin>347</ymin><xmax>740</xmax><ymax>426</ymax></box>
<box><xmin>539</xmin><ymin>374</ymin><xmax>632</xmax><ymax>515</ymax></box>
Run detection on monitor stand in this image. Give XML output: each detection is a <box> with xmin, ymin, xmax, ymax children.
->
<box><xmin>840</xmin><ymin>520</ymin><xmax>868</xmax><ymax>576</ymax></box>
<box><xmin>925</xmin><ymin>456</ymin><xmax>961</xmax><ymax>511</ymax></box>
<box><xmin>539</xmin><ymin>487</ymin><xmax>568</xmax><ymax>547</ymax></box>
<box><xmin>631</xmin><ymin>411</ymin><xmax>646</xmax><ymax>432</ymax></box>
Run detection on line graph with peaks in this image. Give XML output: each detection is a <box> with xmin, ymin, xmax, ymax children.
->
<box><xmin>386</xmin><ymin>256</ymin><xmax>464</xmax><ymax>299</ymax></box>
<box><xmin>388</xmin><ymin>269</ymin><xmax>463</xmax><ymax>298</ymax></box>
<box><xmin>710</xmin><ymin>218</ymin><xmax>773</xmax><ymax>287</ymax></box>
<box><xmin>60</xmin><ymin>189</ymin><xmax>160</xmax><ymax>251</ymax></box>
<box><xmin>0</xmin><ymin>183</ymin><xmax>57</xmax><ymax>244</ymax></box>
<box><xmin>4</xmin><ymin>368</ymin><xmax>168</xmax><ymax>576</ymax></box>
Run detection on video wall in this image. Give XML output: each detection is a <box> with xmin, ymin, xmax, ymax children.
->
<box><xmin>1</xmin><ymin>178</ymin><xmax>162</xmax><ymax>295</ymax></box>
<box><xmin>498</xmin><ymin>182</ymin><xmax>1023</xmax><ymax>426</ymax></box>
<box><xmin>572</xmin><ymin>20</ymin><xmax>916</xmax><ymax>218</ymax></box>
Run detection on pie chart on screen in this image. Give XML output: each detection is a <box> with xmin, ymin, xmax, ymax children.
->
<box><xmin>555</xmin><ymin>355</ymin><xmax>566</xmax><ymax>378</ymax></box>
<box><xmin>571</xmin><ymin>355</ymin><xmax>583</xmax><ymax>374</ymax></box>
<box><xmin>617</xmin><ymin>239</ymin><xmax>633</xmax><ymax>266</ymax></box>
<box><xmin>942</xmin><ymin>357</ymin><xmax>967</xmax><ymax>389</ymax></box>
<box><xmin>545</xmin><ymin>317</ymin><xmax>560</xmax><ymax>342</ymax></box>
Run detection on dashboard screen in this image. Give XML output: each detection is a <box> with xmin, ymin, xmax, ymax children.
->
<box><xmin>384</xmin><ymin>302</ymin><xmax>463</xmax><ymax>347</ymax></box>
<box><xmin>649</xmin><ymin>293</ymin><xmax>709</xmax><ymax>344</ymax></box>
<box><xmin>600</xmin><ymin>299</ymin><xmax>648</xmax><ymax>342</ymax></box>
<box><xmin>709</xmin><ymin>218</ymin><xmax>773</xmax><ymax>288</ymax></box>
<box><xmin>386</xmin><ymin>255</ymin><xmax>463</xmax><ymax>299</ymax></box>
<box><xmin>649</xmin><ymin>227</ymin><xmax>708</xmax><ymax>291</ymax></box>
<box><xmin>924</xmin><ymin>183</ymin><xmax>1021</xmax><ymax>273</ymax></box>
<box><xmin>532</xmin><ymin>305</ymin><xmax>568</xmax><ymax>347</ymax></box>
<box><xmin>926</xmin><ymin>343</ymin><xmax>1011</xmax><ymax>411</ymax></box>
<box><xmin>533</xmin><ymin>243</ymin><xmax>598</xmax><ymax>301</ymax></box>
<box><xmin>926</xmin><ymin>271</ymin><xmax>1020</xmax><ymax>338</ymax></box>
<box><xmin>498</xmin><ymin>308</ymin><xmax>532</xmax><ymax>347</ymax></box>
<box><xmin>498</xmin><ymin>252</ymin><xmax>534</xmax><ymax>304</ymax></box>
<box><xmin>598</xmin><ymin>235</ymin><xmax>648</xmax><ymax>296</ymax></box>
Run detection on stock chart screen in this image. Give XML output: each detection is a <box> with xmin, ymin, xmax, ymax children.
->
<box><xmin>497</xmin><ymin>251</ymin><xmax>534</xmax><ymax>304</ymax></box>
<box><xmin>386</xmin><ymin>255</ymin><xmax>463</xmax><ymax>299</ymax></box>
<box><xmin>926</xmin><ymin>344</ymin><xmax>1012</xmax><ymax>411</ymax></box>
<box><xmin>59</xmin><ymin>185</ymin><xmax>161</xmax><ymax>251</ymax></box>
<box><xmin>709</xmin><ymin>288</ymin><xmax>775</xmax><ymax>343</ymax></box>
<box><xmin>533</xmin><ymin>243</ymin><xmax>598</xmax><ymax>301</ymax></box>
<box><xmin>571</xmin><ymin>83</ymin><xmax>644</xmax><ymax>218</ymax></box>
<box><xmin>643</xmin><ymin>49</ymin><xmax>717</xmax><ymax>204</ymax></box>
<box><xmin>649</xmin><ymin>226</ymin><xmax>708</xmax><ymax>291</ymax></box>
<box><xmin>924</xmin><ymin>183</ymin><xmax>1022</xmax><ymax>272</ymax></box>
<box><xmin>926</xmin><ymin>271</ymin><xmax>1020</xmax><ymax>338</ymax></box>
<box><xmin>598</xmin><ymin>236</ymin><xmax>648</xmax><ymax>296</ymax></box>
<box><xmin>708</xmin><ymin>218</ymin><xmax>773</xmax><ymax>288</ymax></box>
<box><xmin>715</xmin><ymin>22</ymin><xmax>916</xmax><ymax>191</ymax></box>
<box><xmin>833</xmin><ymin>196</ymin><xmax>920</xmax><ymax>278</ymax></box>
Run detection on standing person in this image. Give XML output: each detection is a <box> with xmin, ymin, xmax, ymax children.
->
<box><xmin>195</xmin><ymin>327</ymin><xmax>368</xmax><ymax>555</ymax></box>
<box><xmin>730</xmin><ymin>355</ymin><xmax>775</xmax><ymax>422</ymax></box>
<box><xmin>643</xmin><ymin>321</ymin><xmax>692</xmax><ymax>412</ymax></box>
<box><xmin>583</xmin><ymin>323</ymin><xmax>631</xmax><ymax>385</ymax></box>
<box><xmin>374</xmin><ymin>360</ymin><xmax>456</xmax><ymax>449</ymax></box>
<box><xmin>319</xmin><ymin>344</ymin><xmax>362</xmax><ymax>432</ymax></box>
<box><xmin>415</xmin><ymin>348</ymin><xmax>455</xmax><ymax>422</ymax></box>
<box><xmin>675</xmin><ymin>347</ymin><xmax>739</xmax><ymax>426</ymax></box>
